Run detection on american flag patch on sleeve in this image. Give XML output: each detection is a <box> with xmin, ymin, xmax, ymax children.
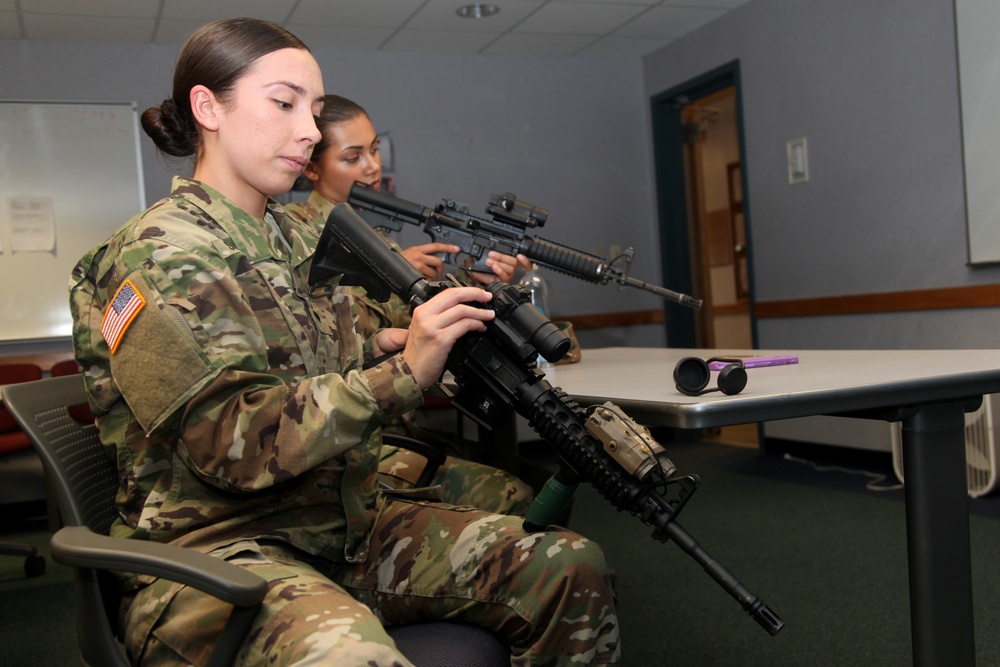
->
<box><xmin>101</xmin><ymin>279</ymin><xmax>146</xmax><ymax>355</ymax></box>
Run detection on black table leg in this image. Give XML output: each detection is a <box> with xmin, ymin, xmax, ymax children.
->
<box><xmin>901</xmin><ymin>401</ymin><xmax>975</xmax><ymax>666</ymax></box>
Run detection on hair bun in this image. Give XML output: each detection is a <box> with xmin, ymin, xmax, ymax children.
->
<box><xmin>140</xmin><ymin>98</ymin><xmax>196</xmax><ymax>158</ymax></box>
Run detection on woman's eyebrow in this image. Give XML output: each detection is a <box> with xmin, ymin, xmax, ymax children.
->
<box><xmin>267</xmin><ymin>81</ymin><xmax>322</xmax><ymax>102</ymax></box>
<box><xmin>339</xmin><ymin>138</ymin><xmax>378</xmax><ymax>153</ymax></box>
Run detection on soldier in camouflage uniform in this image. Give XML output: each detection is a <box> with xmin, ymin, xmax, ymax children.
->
<box><xmin>69</xmin><ymin>17</ymin><xmax>619</xmax><ymax>667</ymax></box>
<box><xmin>284</xmin><ymin>94</ymin><xmax>535</xmax><ymax>516</ymax></box>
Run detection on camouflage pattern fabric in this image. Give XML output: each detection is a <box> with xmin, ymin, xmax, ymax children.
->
<box><xmin>377</xmin><ymin>445</ymin><xmax>534</xmax><ymax>515</ymax></box>
<box><xmin>127</xmin><ymin>501</ymin><xmax>618</xmax><ymax>667</ymax></box>
<box><xmin>71</xmin><ymin>177</ymin><xmax>618</xmax><ymax>665</ymax></box>
<box><xmin>286</xmin><ymin>191</ymin><xmax>534</xmax><ymax>516</ymax></box>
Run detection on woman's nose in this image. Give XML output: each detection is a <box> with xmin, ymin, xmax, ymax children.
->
<box><xmin>302</xmin><ymin>113</ymin><xmax>321</xmax><ymax>144</ymax></box>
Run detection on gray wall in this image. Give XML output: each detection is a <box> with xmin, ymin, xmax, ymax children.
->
<box><xmin>6</xmin><ymin>0</ymin><xmax>1000</xmax><ymax>359</ymax></box>
<box><xmin>0</xmin><ymin>36</ymin><xmax>667</xmax><ymax>355</ymax></box>
<box><xmin>643</xmin><ymin>0</ymin><xmax>1000</xmax><ymax>352</ymax></box>
<box><xmin>640</xmin><ymin>0</ymin><xmax>1000</xmax><ymax>452</ymax></box>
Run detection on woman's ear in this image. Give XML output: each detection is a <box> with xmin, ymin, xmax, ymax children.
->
<box><xmin>302</xmin><ymin>159</ymin><xmax>321</xmax><ymax>184</ymax></box>
<box><xmin>190</xmin><ymin>85</ymin><xmax>219</xmax><ymax>132</ymax></box>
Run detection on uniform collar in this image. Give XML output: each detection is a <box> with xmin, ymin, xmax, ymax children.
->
<box><xmin>170</xmin><ymin>176</ymin><xmax>312</xmax><ymax>266</ymax></box>
<box><xmin>306</xmin><ymin>190</ymin><xmax>337</xmax><ymax>219</ymax></box>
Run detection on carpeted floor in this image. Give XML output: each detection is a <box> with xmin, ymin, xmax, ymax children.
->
<box><xmin>0</xmin><ymin>516</ymin><xmax>77</xmax><ymax>667</ymax></box>
<box><xmin>570</xmin><ymin>438</ymin><xmax>1000</xmax><ymax>666</ymax></box>
<box><xmin>4</xmin><ymin>439</ymin><xmax>1000</xmax><ymax>666</ymax></box>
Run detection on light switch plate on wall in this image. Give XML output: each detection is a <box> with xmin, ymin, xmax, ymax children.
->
<box><xmin>787</xmin><ymin>137</ymin><xmax>809</xmax><ymax>184</ymax></box>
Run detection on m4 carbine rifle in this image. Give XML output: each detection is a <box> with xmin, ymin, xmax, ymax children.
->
<box><xmin>347</xmin><ymin>182</ymin><xmax>703</xmax><ymax>310</ymax></box>
<box><xmin>309</xmin><ymin>202</ymin><xmax>783</xmax><ymax>637</ymax></box>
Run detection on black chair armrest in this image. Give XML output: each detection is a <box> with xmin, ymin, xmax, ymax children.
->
<box><xmin>51</xmin><ymin>525</ymin><xmax>268</xmax><ymax>667</ymax></box>
<box><xmin>50</xmin><ymin>525</ymin><xmax>267</xmax><ymax>607</ymax></box>
<box><xmin>382</xmin><ymin>434</ymin><xmax>448</xmax><ymax>488</ymax></box>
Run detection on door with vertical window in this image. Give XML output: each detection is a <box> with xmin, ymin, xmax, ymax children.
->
<box><xmin>651</xmin><ymin>64</ymin><xmax>757</xmax><ymax>447</ymax></box>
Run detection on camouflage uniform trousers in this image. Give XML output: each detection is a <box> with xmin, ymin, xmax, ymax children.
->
<box><xmin>125</xmin><ymin>496</ymin><xmax>620</xmax><ymax>666</ymax></box>
<box><xmin>378</xmin><ymin>444</ymin><xmax>535</xmax><ymax>516</ymax></box>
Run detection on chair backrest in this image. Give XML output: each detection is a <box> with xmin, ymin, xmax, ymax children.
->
<box><xmin>47</xmin><ymin>358</ymin><xmax>95</xmax><ymax>423</ymax></box>
<box><xmin>4</xmin><ymin>375</ymin><xmax>131</xmax><ymax>667</ymax></box>
<box><xmin>3</xmin><ymin>375</ymin><xmax>117</xmax><ymax>533</ymax></box>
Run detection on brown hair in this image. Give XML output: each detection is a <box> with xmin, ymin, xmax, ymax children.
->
<box><xmin>311</xmin><ymin>95</ymin><xmax>370</xmax><ymax>161</ymax></box>
<box><xmin>141</xmin><ymin>18</ymin><xmax>310</xmax><ymax>158</ymax></box>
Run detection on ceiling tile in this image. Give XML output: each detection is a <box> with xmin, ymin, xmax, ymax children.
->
<box><xmin>289</xmin><ymin>0</ymin><xmax>426</xmax><ymax>28</ymax></box>
<box><xmin>578</xmin><ymin>34</ymin><xmax>672</xmax><ymax>58</ymax></box>
<box><xmin>381</xmin><ymin>28</ymin><xmax>499</xmax><ymax>54</ymax></box>
<box><xmin>153</xmin><ymin>18</ymin><xmax>210</xmax><ymax>44</ymax></box>
<box><xmin>515</xmin><ymin>2</ymin><xmax>647</xmax><ymax>36</ymax></box>
<box><xmin>661</xmin><ymin>0</ymin><xmax>750</xmax><ymax>7</ymax></box>
<box><xmin>483</xmin><ymin>32</ymin><xmax>598</xmax><ymax>57</ymax></box>
<box><xmin>615</xmin><ymin>5</ymin><xmax>724</xmax><ymax>38</ymax></box>
<box><xmin>23</xmin><ymin>14</ymin><xmax>155</xmax><ymax>42</ymax></box>
<box><xmin>284</xmin><ymin>24</ymin><xmax>396</xmax><ymax>52</ymax></box>
<box><xmin>4</xmin><ymin>0</ymin><xmax>740</xmax><ymax>54</ymax></box>
<box><xmin>19</xmin><ymin>0</ymin><xmax>158</xmax><ymax>18</ymax></box>
<box><xmin>160</xmin><ymin>0</ymin><xmax>297</xmax><ymax>23</ymax></box>
<box><xmin>564</xmin><ymin>0</ymin><xmax>658</xmax><ymax>4</ymax></box>
<box><xmin>407</xmin><ymin>0</ymin><xmax>542</xmax><ymax>33</ymax></box>
<box><xmin>0</xmin><ymin>11</ymin><xmax>20</xmax><ymax>38</ymax></box>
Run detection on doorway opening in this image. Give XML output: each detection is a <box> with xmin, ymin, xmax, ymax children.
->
<box><xmin>651</xmin><ymin>61</ymin><xmax>758</xmax><ymax>447</ymax></box>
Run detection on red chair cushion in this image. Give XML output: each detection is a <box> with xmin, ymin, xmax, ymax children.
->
<box><xmin>0</xmin><ymin>406</ymin><xmax>17</xmax><ymax>433</ymax></box>
<box><xmin>0</xmin><ymin>363</ymin><xmax>43</xmax><ymax>384</ymax></box>
<box><xmin>50</xmin><ymin>359</ymin><xmax>80</xmax><ymax>377</ymax></box>
<box><xmin>0</xmin><ymin>430</ymin><xmax>31</xmax><ymax>454</ymax></box>
<box><xmin>0</xmin><ymin>363</ymin><xmax>44</xmax><ymax>436</ymax></box>
<box><xmin>68</xmin><ymin>403</ymin><xmax>95</xmax><ymax>424</ymax></box>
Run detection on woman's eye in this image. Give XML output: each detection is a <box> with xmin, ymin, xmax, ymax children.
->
<box><xmin>274</xmin><ymin>99</ymin><xmax>292</xmax><ymax>110</ymax></box>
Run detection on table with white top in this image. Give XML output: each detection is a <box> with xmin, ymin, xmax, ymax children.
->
<box><xmin>539</xmin><ymin>347</ymin><xmax>1000</xmax><ymax>667</ymax></box>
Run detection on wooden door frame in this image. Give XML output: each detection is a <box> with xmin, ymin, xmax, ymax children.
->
<box><xmin>650</xmin><ymin>60</ymin><xmax>758</xmax><ymax>348</ymax></box>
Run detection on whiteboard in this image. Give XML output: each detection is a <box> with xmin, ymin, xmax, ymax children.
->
<box><xmin>956</xmin><ymin>0</ymin><xmax>1000</xmax><ymax>264</ymax></box>
<box><xmin>0</xmin><ymin>101</ymin><xmax>145</xmax><ymax>340</ymax></box>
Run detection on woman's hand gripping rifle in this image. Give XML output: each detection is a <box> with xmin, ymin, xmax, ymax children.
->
<box><xmin>309</xmin><ymin>202</ymin><xmax>784</xmax><ymax>637</ymax></box>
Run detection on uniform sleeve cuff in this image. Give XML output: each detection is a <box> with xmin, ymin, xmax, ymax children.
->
<box><xmin>360</xmin><ymin>354</ymin><xmax>424</xmax><ymax>421</ymax></box>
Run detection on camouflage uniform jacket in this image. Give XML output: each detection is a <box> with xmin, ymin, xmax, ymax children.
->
<box><xmin>69</xmin><ymin>177</ymin><xmax>424</xmax><ymax>574</ymax></box>
<box><xmin>284</xmin><ymin>190</ymin><xmax>412</xmax><ymax>335</ymax></box>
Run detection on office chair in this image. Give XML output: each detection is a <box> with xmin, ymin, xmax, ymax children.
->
<box><xmin>49</xmin><ymin>359</ymin><xmax>95</xmax><ymax>423</ymax></box>
<box><xmin>0</xmin><ymin>362</ymin><xmax>47</xmax><ymax>577</ymax></box>
<box><xmin>5</xmin><ymin>375</ymin><xmax>509</xmax><ymax>667</ymax></box>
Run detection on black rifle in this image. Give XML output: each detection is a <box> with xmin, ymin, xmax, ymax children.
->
<box><xmin>347</xmin><ymin>183</ymin><xmax>703</xmax><ymax>310</ymax></box>
<box><xmin>309</xmin><ymin>202</ymin><xmax>783</xmax><ymax>636</ymax></box>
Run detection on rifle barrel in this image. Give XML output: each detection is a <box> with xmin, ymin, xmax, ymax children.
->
<box><xmin>623</xmin><ymin>276</ymin><xmax>703</xmax><ymax>309</ymax></box>
<box><xmin>525</xmin><ymin>237</ymin><xmax>702</xmax><ymax>309</ymax></box>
